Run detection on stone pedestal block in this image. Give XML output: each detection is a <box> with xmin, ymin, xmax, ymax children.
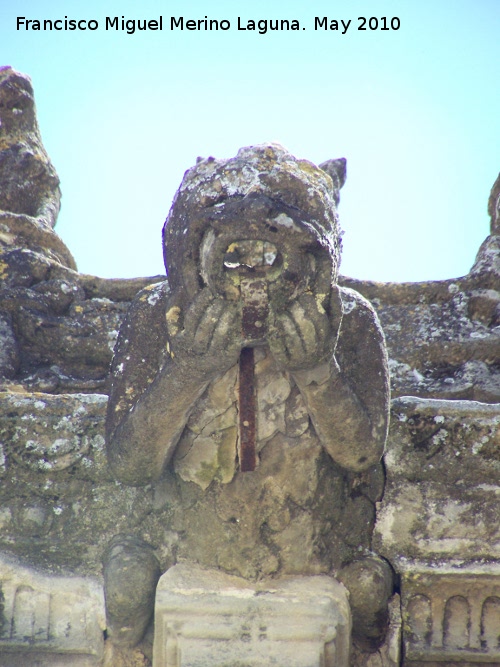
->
<box><xmin>153</xmin><ymin>563</ymin><xmax>351</xmax><ymax>667</ymax></box>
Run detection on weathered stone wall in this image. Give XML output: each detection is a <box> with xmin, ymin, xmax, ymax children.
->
<box><xmin>0</xmin><ymin>68</ymin><xmax>163</xmax><ymax>395</ymax></box>
<box><xmin>0</xmin><ymin>551</ymin><xmax>105</xmax><ymax>666</ymax></box>
<box><xmin>1</xmin><ymin>67</ymin><xmax>499</xmax><ymax>666</ymax></box>
<box><xmin>3</xmin><ymin>390</ymin><xmax>500</xmax><ymax>665</ymax></box>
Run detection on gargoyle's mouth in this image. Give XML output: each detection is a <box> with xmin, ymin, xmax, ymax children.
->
<box><xmin>223</xmin><ymin>240</ymin><xmax>279</xmax><ymax>273</ymax></box>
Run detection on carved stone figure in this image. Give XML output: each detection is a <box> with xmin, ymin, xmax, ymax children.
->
<box><xmin>3</xmin><ymin>69</ymin><xmax>500</xmax><ymax>667</ymax></box>
<box><xmin>105</xmin><ymin>144</ymin><xmax>393</xmax><ymax>657</ymax></box>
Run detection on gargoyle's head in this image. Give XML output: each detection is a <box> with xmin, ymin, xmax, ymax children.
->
<box><xmin>0</xmin><ymin>67</ymin><xmax>61</xmax><ymax>227</ymax></box>
<box><xmin>0</xmin><ymin>67</ymin><xmax>37</xmax><ymax>136</ymax></box>
<box><xmin>162</xmin><ymin>143</ymin><xmax>346</xmax><ymax>306</ymax></box>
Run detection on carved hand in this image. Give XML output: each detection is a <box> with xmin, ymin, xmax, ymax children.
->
<box><xmin>268</xmin><ymin>287</ymin><xmax>342</xmax><ymax>372</ymax></box>
<box><xmin>166</xmin><ymin>289</ymin><xmax>243</xmax><ymax>377</ymax></box>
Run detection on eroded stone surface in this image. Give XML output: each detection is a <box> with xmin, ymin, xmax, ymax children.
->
<box><xmin>0</xmin><ymin>67</ymin><xmax>60</xmax><ymax>223</ymax></box>
<box><xmin>375</xmin><ymin>397</ymin><xmax>500</xmax><ymax>665</ymax></box>
<box><xmin>374</xmin><ymin>396</ymin><xmax>500</xmax><ymax>564</ymax></box>
<box><xmin>0</xmin><ymin>391</ymin><xmax>169</xmax><ymax>575</ymax></box>
<box><xmin>4</xmin><ymin>390</ymin><xmax>499</xmax><ymax>666</ymax></box>
<box><xmin>340</xmin><ymin>274</ymin><xmax>500</xmax><ymax>403</ymax></box>
<box><xmin>1</xmin><ymin>69</ymin><xmax>499</xmax><ymax>667</ymax></box>
<box><xmin>488</xmin><ymin>172</ymin><xmax>500</xmax><ymax>234</ymax></box>
<box><xmin>103</xmin><ymin>535</ymin><xmax>161</xmax><ymax>648</ymax></box>
<box><xmin>0</xmin><ymin>552</ymin><xmax>105</xmax><ymax>663</ymax></box>
<box><xmin>2</xmin><ymin>72</ymin><xmax>499</xmax><ymax>406</ymax></box>
<box><xmin>0</xmin><ymin>70</ymin><xmax>164</xmax><ymax>393</ymax></box>
<box><xmin>153</xmin><ymin>563</ymin><xmax>351</xmax><ymax>667</ymax></box>
<box><xmin>106</xmin><ymin>143</ymin><xmax>392</xmax><ymax>655</ymax></box>
<box><xmin>0</xmin><ymin>67</ymin><xmax>73</xmax><ymax>267</ymax></box>
<box><xmin>351</xmin><ymin>594</ymin><xmax>402</xmax><ymax>667</ymax></box>
<box><xmin>337</xmin><ymin>171</ymin><xmax>500</xmax><ymax>405</ymax></box>
<box><xmin>400</xmin><ymin>563</ymin><xmax>500</xmax><ymax>665</ymax></box>
<box><xmin>1</xmin><ymin>70</ymin><xmax>500</xmax><ymax>407</ymax></box>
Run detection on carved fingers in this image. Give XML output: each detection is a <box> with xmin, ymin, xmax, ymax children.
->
<box><xmin>268</xmin><ymin>292</ymin><xmax>334</xmax><ymax>371</ymax></box>
<box><xmin>166</xmin><ymin>289</ymin><xmax>243</xmax><ymax>375</ymax></box>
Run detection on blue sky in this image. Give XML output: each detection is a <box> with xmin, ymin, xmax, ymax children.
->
<box><xmin>1</xmin><ymin>0</ymin><xmax>499</xmax><ymax>282</ymax></box>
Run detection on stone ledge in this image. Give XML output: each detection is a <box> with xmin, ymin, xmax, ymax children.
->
<box><xmin>400</xmin><ymin>563</ymin><xmax>500</xmax><ymax>665</ymax></box>
<box><xmin>374</xmin><ymin>396</ymin><xmax>500</xmax><ymax>563</ymax></box>
<box><xmin>0</xmin><ymin>553</ymin><xmax>105</xmax><ymax>662</ymax></box>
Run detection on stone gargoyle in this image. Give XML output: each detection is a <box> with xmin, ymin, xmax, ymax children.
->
<box><xmin>104</xmin><ymin>143</ymin><xmax>393</xmax><ymax>655</ymax></box>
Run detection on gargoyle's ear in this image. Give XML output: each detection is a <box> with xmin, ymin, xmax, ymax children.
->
<box><xmin>319</xmin><ymin>158</ymin><xmax>347</xmax><ymax>192</ymax></box>
<box><xmin>488</xmin><ymin>172</ymin><xmax>500</xmax><ymax>233</ymax></box>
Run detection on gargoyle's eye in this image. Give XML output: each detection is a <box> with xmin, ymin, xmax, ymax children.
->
<box><xmin>223</xmin><ymin>248</ymin><xmax>241</xmax><ymax>269</ymax></box>
<box><xmin>263</xmin><ymin>244</ymin><xmax>278</xmax><ymax>266</ymax></box>
<box><xmin>223</xmin><ymin>241</ymin><xmax>278</xmax><ymax>270</ymax></box>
